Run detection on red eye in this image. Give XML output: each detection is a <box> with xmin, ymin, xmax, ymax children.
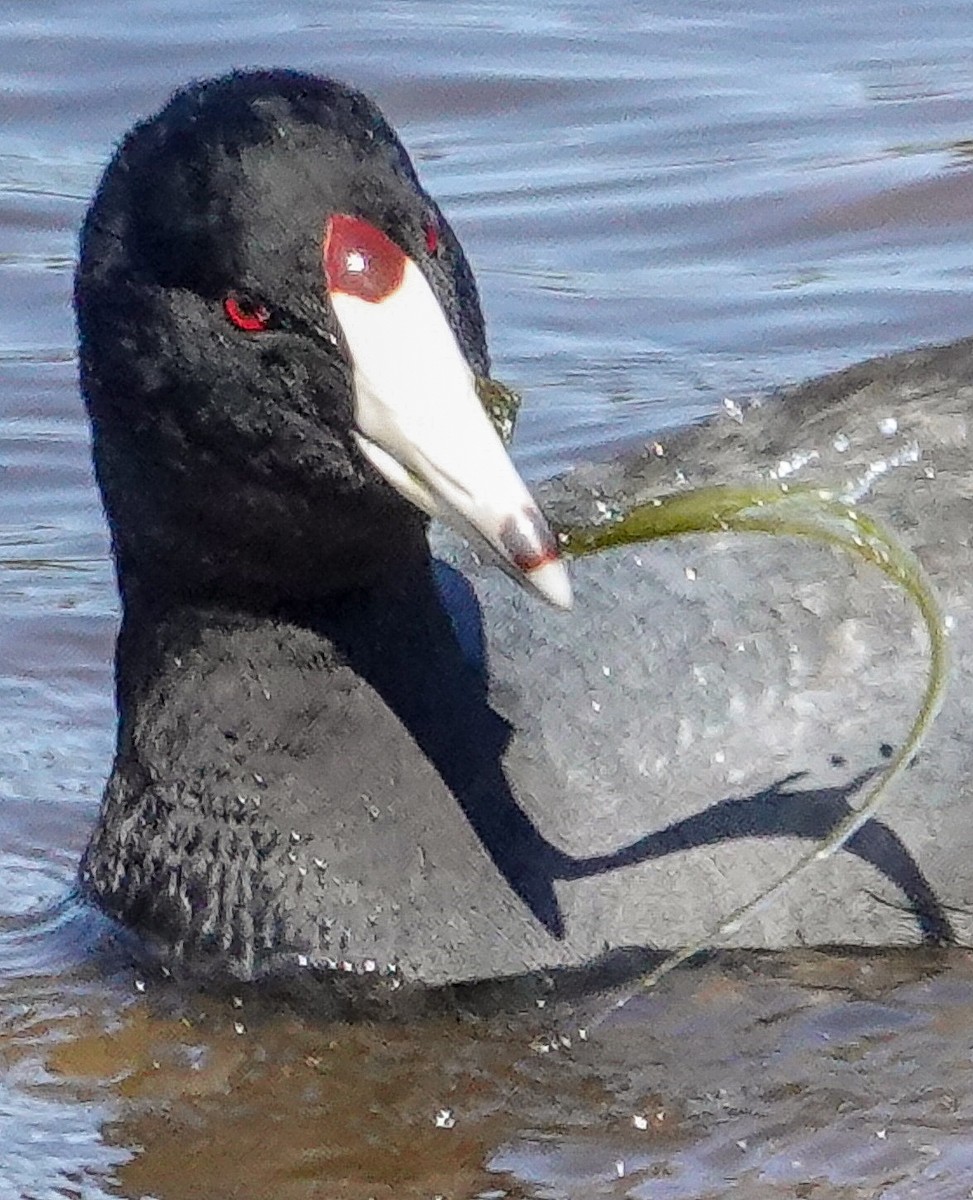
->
<box><xmin>424</xmin><ymin>220</ymin><xmax>439</xmax><ymax>255</ymax></box>
<box><xmin>223</xmin><ymin>294</ymin><xmax>271</xmax><ymax>332</ymax></box>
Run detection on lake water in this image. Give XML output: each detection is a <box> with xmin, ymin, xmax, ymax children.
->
<box><xmin>4</xmin><ymin>1</ymin><xmax>973</xmax><ymax>1196</ymax></box>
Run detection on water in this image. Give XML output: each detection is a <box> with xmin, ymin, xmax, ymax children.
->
<box><xmin>4</xmin><ymin>0</ymin><xmax>973</xmax><ymax>1195</ymax></box>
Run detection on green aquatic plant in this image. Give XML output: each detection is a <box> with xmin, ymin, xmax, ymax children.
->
<box><xmin>560</xmin><ymin>481</ymin><xmax>949</xmax><ymax>993</ymax></box>
<box><xmin>476</xmin><ymin>376</ymin><xmax>521</xmax><ymax>445</ymax></box>
<box><xmin>473</xmin><ymin>376</ymin><xmax>948</xmax><ymax>991</ymax></box>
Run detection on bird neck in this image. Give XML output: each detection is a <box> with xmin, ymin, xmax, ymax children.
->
<box><xmin>111</xmin><ymin>541</ymin><xmax>474</xmax><ymax>727</ymax></box>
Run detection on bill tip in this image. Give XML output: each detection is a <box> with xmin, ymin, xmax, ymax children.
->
<box><xmin>527</xmin><ymin>557</ymin><xmax>573</xmax><ymax>609</ymax></box>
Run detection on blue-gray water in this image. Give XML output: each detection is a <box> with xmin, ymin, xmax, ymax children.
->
<box><xmin>4</xmin><ymin>2</ymin><xmax>973</xmax><ymax>1196</ymax></box>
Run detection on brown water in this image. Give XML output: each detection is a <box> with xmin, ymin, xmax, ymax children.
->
<box><xmin>5</xmin><ymin>1</ymin><xmax>973</xmax><ymax>1196</ymax></box>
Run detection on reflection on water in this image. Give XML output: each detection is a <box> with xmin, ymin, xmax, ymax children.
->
<box><xmin>5</xmin><ymin>0</ymin><xmax>973</xmax><ymax>1196</ymax></box>
<box><xmin>7</xmin><ymin>951</ymin><xmax>973</xmax><ymax>1198</ymax></box>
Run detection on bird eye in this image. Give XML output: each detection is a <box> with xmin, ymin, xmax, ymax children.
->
<box><xmin>424</xmin><ymin>219</ymin><xmax>440</xmax><ymax>255</ymax></box>
<box><xmin>223</xmin><ymin>293</ymin><xmax>272</xmax><ymax>332</ymax></box>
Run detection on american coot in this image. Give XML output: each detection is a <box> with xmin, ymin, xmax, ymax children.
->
<box><xmin>77</xmin><ymin>69</ymin><xmax>973</xmax><ymax>1002</ymax></box>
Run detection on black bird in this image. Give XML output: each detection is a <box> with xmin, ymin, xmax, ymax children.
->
<box><xmin>77</xmin><ymin>69</ymin><xmax>973</xmax><ymax>1004</ymax></box>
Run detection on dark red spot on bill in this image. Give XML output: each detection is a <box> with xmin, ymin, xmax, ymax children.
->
<box><xmin>500</xmin><ymin>508</ymin><xmax>561</xmax><ymax>572</ymax></box>
<box><xmin>323</xmin><ymin>214</ymin><xmax>407</xmax><ymax>302</ymax></box>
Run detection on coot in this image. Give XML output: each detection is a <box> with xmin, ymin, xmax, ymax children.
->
<box><xmin>77</xmin><ymin>69</ymin><xmax>973</xmax><ymax>1003</ymax></box>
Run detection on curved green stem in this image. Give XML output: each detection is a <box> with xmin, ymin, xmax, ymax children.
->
<box><xmin>561</xmin><ymin>482</ymin><xmax>949</xmax><ymax>996</ymax></box>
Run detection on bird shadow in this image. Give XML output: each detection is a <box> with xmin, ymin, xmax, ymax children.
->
<box><xmin>321</xmin><ymin>561</ymin><xmax>953</xmax><ymax>952</ymax></box>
